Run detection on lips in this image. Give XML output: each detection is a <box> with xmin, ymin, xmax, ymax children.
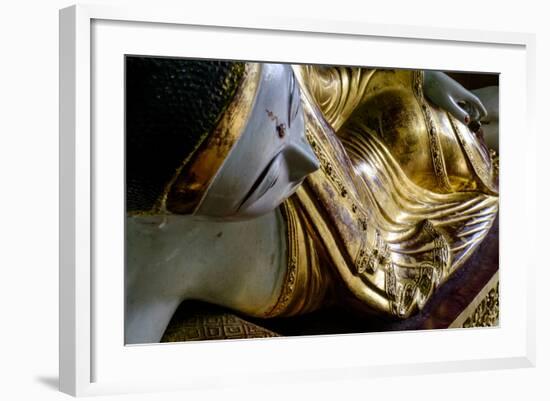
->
<box><xmin>237</xmin><ymin>153</ymin><xmax>282</xmax><ymax>212</ymax></box>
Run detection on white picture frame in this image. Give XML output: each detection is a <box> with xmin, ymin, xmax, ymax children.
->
<box><xmin>59</xmin><ymin>3</ymin><xmax>536</xmax><ymax>397</ymax></box>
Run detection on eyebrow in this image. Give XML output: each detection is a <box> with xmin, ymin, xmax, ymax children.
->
<box><xmin>288</xmin><ymin>72</ymin><xmax>296</xmax><ymax>128</ymax></box>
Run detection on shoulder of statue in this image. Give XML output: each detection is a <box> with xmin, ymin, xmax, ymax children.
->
<box><xmin>293</xmin><ymin>65</ymin><xmax>379</xmax><ymax>132</ymax></box>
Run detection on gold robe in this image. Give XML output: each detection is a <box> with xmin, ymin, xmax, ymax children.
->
<box><xmin>264</xmin><ymin>66</ymin><xmax>499</xmax><ymax>319</ymax></box>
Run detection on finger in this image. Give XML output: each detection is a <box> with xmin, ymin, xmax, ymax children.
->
<box><xmin>462</xmin><ymin>92</ymin><xmax>488</xmax><ymax>120</ymax></box>
<box><xmin>445</xmin><ymin>96</ymin><xmax>470</xmax><ymax>124</ymax></box>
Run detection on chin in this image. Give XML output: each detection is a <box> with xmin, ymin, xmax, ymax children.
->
<box><xmin>227</xmin><ymin>185</ymin><xmax>304</xmax><ymax>220</ymax></box>
<box><xmin>234</xmin><ymin>198</ymin><xmax>287</xmax><ymax>220</ymax></box>
<box><xmin>231</xmin><ymin>207</ymin><xmax>275</xmax><ymax>221</ymax></box>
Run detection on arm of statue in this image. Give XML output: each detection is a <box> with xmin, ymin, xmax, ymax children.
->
<box><xmin>472</xmin><ymin>86</ymin><xmax>499</xmax><ymax>152</ymax></box>
<box><xmin>423</xmin><ymin>71</ymin><xmax>488</xmax><ymax>126</ymax></box>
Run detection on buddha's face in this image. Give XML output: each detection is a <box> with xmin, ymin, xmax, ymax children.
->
<box><xmin>196</xmin><ymin>64</ymin><xmax>319</xmax><ymax>219</ymax></box>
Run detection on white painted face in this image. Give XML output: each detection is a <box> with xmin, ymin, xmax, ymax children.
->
<box><xmin>196</xmin><ymin>63</ymin><xmax>319</xmax><ymax>219</ymax></box>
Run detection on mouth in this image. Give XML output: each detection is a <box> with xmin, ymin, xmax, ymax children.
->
<box><xmin>237</xmin><ymin>154</ymin><xmax>280</xmax><ymax>212</ymax></box>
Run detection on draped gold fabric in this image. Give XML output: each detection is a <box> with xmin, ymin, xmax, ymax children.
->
<box><xmin>264</xmin><ymin>66</ymin><xmax>499</xmax><ymax>319</ymax></box>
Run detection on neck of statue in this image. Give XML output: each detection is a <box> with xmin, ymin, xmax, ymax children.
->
<box><xmin>125</xmin><ymin>209</ymin><xmax>287</xmax><ymax>344</ymax></box>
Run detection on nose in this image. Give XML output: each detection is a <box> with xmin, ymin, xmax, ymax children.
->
<box><xmin>286</xmin><ymin>140</ymin><xmax>320</xmax><ymax>181</ymax></box>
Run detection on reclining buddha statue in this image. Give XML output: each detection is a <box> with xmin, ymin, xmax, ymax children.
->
<box><xmin>125</xmin><ymin>57</ymin><xmax>498</xmax><ymax>344</ymax></box>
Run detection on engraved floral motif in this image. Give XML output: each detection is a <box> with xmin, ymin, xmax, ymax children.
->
<box><xmin>463</xmin><ymin>282</ymin><xmax>499</xmax><ymax>328</ymax></box>
<box><xmin>412</xmin><ymin>71</ymin><xmax>453</xmax><ymax>192</ymax></box>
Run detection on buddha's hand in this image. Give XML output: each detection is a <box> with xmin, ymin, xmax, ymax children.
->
<box><xmin>423</xmin><ymin>71</ymin><xmax>487</xmax><ymax>126</ymax></box>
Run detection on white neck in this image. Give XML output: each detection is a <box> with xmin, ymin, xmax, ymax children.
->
<box><xmin>125</xmin><ymin>210</ymin><xmax>287</xmax><ymax>344</ymax></box>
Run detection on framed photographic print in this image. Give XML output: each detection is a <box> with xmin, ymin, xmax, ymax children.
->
<box><xmin>59</xmin><ymin>3</ymin><xmax>536</xmax><ymax>397</ymax></box>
